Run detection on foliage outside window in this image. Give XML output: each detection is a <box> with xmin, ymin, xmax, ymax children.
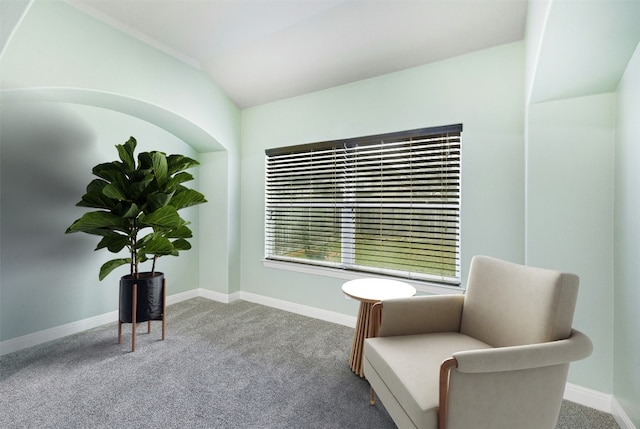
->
<box><xmin>265</xmin><ymin>124</ymin><xmax>462</xmax><ymax>285</ymax></box>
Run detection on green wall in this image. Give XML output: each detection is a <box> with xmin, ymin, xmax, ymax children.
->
<box><xmin>614</xmin><ymin>41</ymin><xmax>640</xmax><ymax>427</ymax></box>
<box><xmin>526</xmin><ymin>93</ymin><xmax>616</xmax><ymax>393</ymax></box>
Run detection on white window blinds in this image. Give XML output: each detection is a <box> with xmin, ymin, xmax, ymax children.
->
<box><xmin>265</xmin><ymin>124</ymin><xmax>462</xmax><ymax>285</ymax></box>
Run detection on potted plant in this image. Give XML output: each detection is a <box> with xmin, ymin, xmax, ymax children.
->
<box><xmin>66</xmin><ymin>136</ymin><xmax>206</xmax><ymax>349</ymax></box>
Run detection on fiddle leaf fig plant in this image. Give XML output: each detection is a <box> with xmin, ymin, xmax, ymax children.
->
<box><xmin>66</xmin><ymin>137</ymin><xmax>207</xmax><ymax>280</ymax></box>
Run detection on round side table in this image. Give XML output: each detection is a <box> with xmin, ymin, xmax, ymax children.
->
<box><xmin>342</xmin><ymin>278</ymin><xmax>416</xmax><ymax>377</ymax></box>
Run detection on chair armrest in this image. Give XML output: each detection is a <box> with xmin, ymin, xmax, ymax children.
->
<box><xmin>452</xmin><ymin>329</ymin><xmax>593</xmax><ymax>373</ymax></box>
<box><xmin>438</xmin><ymin>330</ymin><xmax>592</xmax><ymax>429</ymax></box>
<box><xmin>378</xmin><ymin>294</ymin><xmax>465</xmax><ymax>337</ymax></box>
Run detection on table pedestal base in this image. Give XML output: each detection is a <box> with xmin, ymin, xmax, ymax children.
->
<box><xmin>349</xmin><ymin>301</ymin><xmax>374</xmax><ymax>377</ymax></box>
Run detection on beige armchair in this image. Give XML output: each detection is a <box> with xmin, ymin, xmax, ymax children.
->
<box><xmin>363</xmin><ymin>255</ymin><xmax>593</xmax><ymax>429</ymax></box>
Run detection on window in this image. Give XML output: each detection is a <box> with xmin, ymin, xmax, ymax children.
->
<box><xmin>265</xmin><ymin>124</ymin><xmax>462</xmax><ymax>286</ymax></box>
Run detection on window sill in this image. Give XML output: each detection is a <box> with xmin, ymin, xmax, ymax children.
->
<box><xmin>262</xmin><ymin>259</ymin><xmax>464</xmax><ymax>295</ymax></box>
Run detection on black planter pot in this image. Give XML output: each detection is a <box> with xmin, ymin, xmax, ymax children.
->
<box><xmin>119</xmin><ymin>272</ymin><xmax>165</xmax><ymax>323</ymax></box>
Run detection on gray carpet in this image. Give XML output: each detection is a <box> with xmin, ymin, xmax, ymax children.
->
<box><xmin>0</xmin><ymin>298</ymin><xmax>620</xmax><ymax>428</ymax></box>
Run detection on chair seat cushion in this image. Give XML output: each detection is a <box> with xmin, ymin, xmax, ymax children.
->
<box><xmin>364</xmin><ymin>332</ymin><xmax>492</xmax><ymax>429</ymax></box>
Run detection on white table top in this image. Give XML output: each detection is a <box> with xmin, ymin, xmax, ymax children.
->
<box><xmin>341</xmin><ymin>278</ymin><xmax>416</xmax><ymax>303</ymax></box>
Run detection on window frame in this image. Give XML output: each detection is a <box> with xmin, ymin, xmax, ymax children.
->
<box><xmin>264</xmin><ymin>124</ymin><xmax>462</xmax><ymax>288</ymax></box>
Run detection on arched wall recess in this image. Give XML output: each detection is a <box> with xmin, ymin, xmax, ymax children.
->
<box><xmin>0</xmin><ymin>87</ymin><xmax>226</xmax><ymax>153</ymax></box>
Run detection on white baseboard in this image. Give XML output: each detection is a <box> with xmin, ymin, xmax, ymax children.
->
<box><xmin>198</xmin><ymin>287</ymin><xmax>241</xmax><ymax>304</ymax></box>
<box><xmin>166</xmin><ymin>288</ymin><xmax>201</xmax><ymax>305</ymax></box>
<box><xmin>562</xmin><ymin>384</ymin><xmax>636</xmax><ymax>428</ymax></box>
<box><xmin>611</xmin><ymin>397</ymin><xmax>637</xmax><ymax>429</ymax></box>
<box><xmin>0</xmin><ymin>289</ymin><xmax>635</xmax><ymax>428</ymax></box>
<box><xmin>0</xmin><ymin>310</ymin><xmax>118</xmax><ymax>356</ymax></box>
<box><xmin>237</xmin><ymin>290</ymin><xmax>357</xmax><ymax>328</ymax></box>
<box><xmin>564</xmin><ymin>383</ymin><xmax>612</xmax><ymax>413</ymax></box>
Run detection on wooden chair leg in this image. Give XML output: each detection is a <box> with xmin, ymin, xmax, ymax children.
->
<box><xmin>370</xmin><ymin>387</ymin><xmax>376</xmax><ymax>405</ymax></box>
<box><xmin>439</xmin><ymin>357</ymin><xmax>458</xmax><ymax>429</ymax></box>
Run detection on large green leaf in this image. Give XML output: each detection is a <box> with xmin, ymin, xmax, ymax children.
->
<box><xmin>139</xmin><ymin>232</ymin><xmax>174</xmax><ymax>256</ymax></box>
<box><xmin>140</xmin><ymin>205</ymin><xmax>183</xmax><ymax>229</ymax></box>
<box><xmin>166</xmin><ymin>172</ymin><xmax>194</xmax><ymax>192</ymax></box>
<box><xmin>99</xmin><ymin>258</ymin><xmax>131</xmax><ymax>281</ymax></box>
<box><xmin>152</xmin><ymin>152</ymin><xmax>168</xmax><ymax>186</ymax></box>
<box><xmin>66</xmin><ymin>211</ymin><xmax>126</xmax><ymax>233</ymax></box>
<box><xmin>102</xmin><ymin>183</ymin><xmax>128</xmax><ymax>200</ymax></box>
<box><xmin>102</xmin><ymin>168</ymin><xmax>132</xmax><ymax>201</ymax></box>
<box><xmin>169</xmin><ymin>187</ymin><xmax>207</xmax><ymax>210</ymax></box>
<box><xmin>167</xmin><ymin>154</ymin><xmax>199</xmax><ymax>175</ymax></box>
<box><xmin>109</xmin><ymin>202</ymin><xmax>133</xmax><ymax>219</ymax></box>
<box><xmin>86</xmin><ymin>178</ymin><xmax>109</xmax><ymax>193</ymax></box>
<box><xmin>130</xmin><ymin>173</ymin><xmax>153</xmax><ymax>197</ymax></box>
<box><xmin>146</xmin><ymin>192</ymin><xmax>174</xmax><ymax>213</ymax></box>
<box><xmin>121</xmin><ymin>203</ymin><xmax>140</xmax><ymax>219</ymax></box>
<box><xmin>137</xmin><ymin>152</ymin><xmax>154</xmax><ymax>170</ymax></box>
<box><xmin>92</xmin><ymin>162</ymin><xmax>126</xmax><ymax>183</ymax></box>
<box><xmin>76</xmin><ymin>179</ymin><xmax>117</xmax><ymax>210</ymax></box>
<box><xmin>95</xmin><ymin>232</ymin><xmax>130</xmax><ymax>253</ymax></box>
<box><xmin>76</xmin><ymin>194</ymin><xmax>115</xmax><ymax>210</ymax></box>
<box><xmin>171</xmin><ymin>238</ymin><xmax>191</xmax><ymax>252</ymax></box>
<box><xmin>116</xmin><ymin>137</ymin><xmax>137</xmax><ymax>172</ymax></box>
<box><xmin>167</xmin><ymin>225</ymin><xmax>193</xmax><ymax>239</ymax></box>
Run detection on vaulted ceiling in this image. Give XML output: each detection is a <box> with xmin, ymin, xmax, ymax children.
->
<box><xmin>65</xmin><ymin>0</ymin><xmax>528</xmax><ymax>109</ymax></box>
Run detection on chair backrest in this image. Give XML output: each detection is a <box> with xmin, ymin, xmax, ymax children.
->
<box><xmin>459</xmin><ymin>256</ymin><xmax>579</xmax><ymax>347</ymax></box>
